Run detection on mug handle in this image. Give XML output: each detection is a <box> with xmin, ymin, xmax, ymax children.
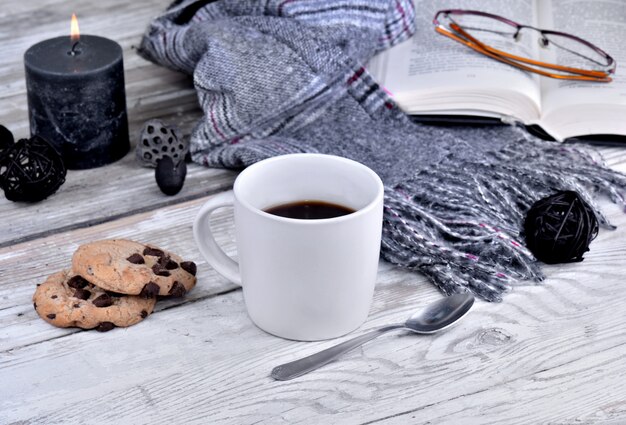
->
<box><xmin>193</xmin><ymin>191</ymin><xmax>242</xmax><ymax>286</ymax></box>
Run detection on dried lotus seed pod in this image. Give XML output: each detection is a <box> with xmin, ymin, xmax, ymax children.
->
<box><xmin>136</xmin><ymin>119</ymin><xmax>188</xmax><ymax>168</ymax></box>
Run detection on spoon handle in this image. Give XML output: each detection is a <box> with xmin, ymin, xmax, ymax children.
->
<box><xmin>271</xmin><ymin>324</ymin><xmax>405</xmax><ymax>381</ymax></box>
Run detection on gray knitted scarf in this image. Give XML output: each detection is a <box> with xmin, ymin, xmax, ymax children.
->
<box><xmin>139</xmin><ymin>0</ymin><xmax>626</xmax><ymax>301</ymax></box>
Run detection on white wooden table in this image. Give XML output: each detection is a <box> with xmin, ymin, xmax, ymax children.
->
<box><xmin>2</xmin><ymin>1</ymin><xmax>626</xmax><ymax>423</ymax></box>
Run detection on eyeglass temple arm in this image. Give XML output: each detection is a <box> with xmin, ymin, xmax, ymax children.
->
<box><xmin>454</xmin><ymin>24</ymin><xmax>610</xmax><ymax>78</ymax></box>
<box><xmin>437</xmin><ymin>25</ymin><xmax>611</xmax><ymax>82</ymax></box>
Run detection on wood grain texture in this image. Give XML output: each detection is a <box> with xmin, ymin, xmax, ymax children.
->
<box><xmin>2</xmin><ymin>198</ymin><xmax>626</xmax><ymax>424</ymax></box>
<box><xmin>0</xmin><ymin>0</ymin><xmax>236</xmax><ymax>246</ymax></box>
<box><xmin>3</xmin><ymin>0</ymin><xmax>626</xmax><ymax>423</ymax></box>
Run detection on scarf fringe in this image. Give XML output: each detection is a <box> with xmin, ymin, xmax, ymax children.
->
<box><xmin>381</xmin><ymin>138</ymin><xmax>626</xmax><ymax>302</ymax></box>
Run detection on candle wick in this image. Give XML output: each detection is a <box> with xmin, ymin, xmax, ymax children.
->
<box><xmin>69</xmin><ymin>41</ymin><xmax>81</xmax><ymax>56</ymax></box>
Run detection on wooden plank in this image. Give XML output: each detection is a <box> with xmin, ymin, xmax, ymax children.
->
<box><xmin>0</xmin><ymin>158</ymin><xmax>236</xmax><ymax>247</ymax></box>
<box><xmin>0</xmin><ymin>271</ymin><xmax>624</xmax><ymax>424</ymax></box>
<box><xmin>2</xmin><ymin>200</ymin><xmax>626</xmax><ymax>424</ymax></box>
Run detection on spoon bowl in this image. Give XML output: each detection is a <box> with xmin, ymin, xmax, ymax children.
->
<box><xmin>405</xmin><ymin>293</ymin><xmax>474</xmax><ymax>334</ymax></box>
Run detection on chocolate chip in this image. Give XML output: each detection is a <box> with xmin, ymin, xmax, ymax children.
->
<box><xmin>33</xmin><ymin>302</ymin><xmax>37</xmax><ymax>309</ymax></box>
<box><xmin>140</xmin><ymin>282</ymin><xmax>160</xmax><ymax>298</ymax></box>
<box><xmin>37</xmin><ymin>283</ymin><xmax>41</xmax><ymax>287</ymax></box>
<box><xmin>126</xmin><ymin>253</ymin><xmax>145</xmax><ymax>264</ymax></box>
<box><xmin>73</xmin><ymin>288</ymin><xmax>91</xmax><ymax>300</ymax></box>
<box><xmin>67</xmin><ymin>275</ymin><xmax>89</xmax><ymax>289</ymax></box>
<box><xmin>165</xmin><ymin>259</ymin><xmax>179</xmax><ymax>270</ymax></box>
<box><xmin>92</xmin><ymin>294</ymin><xmax>113</xmax><ymax>308</ymax></box>
<box><xmin>46</xmin><ymin>314</ymin><xmax>56</xmax><ymax>320</ymax></box>
<box><xmin>106</xmin><ymin>291</ymin><xmax>125</xmax><ymax>298</ymax></box>
<box><xmin>140</xmin><ymin>310</ymin><xmax>148</xmax><ymax>318</ymax></box>
<box><xmin>143</xmin><ymin>247</ymin><xmax>164</xmax><ymax>257</ymax></box>
<box><xmin>51</xmin><ymin>295</ymin><xmax>58</xmax><ymax>299</ymax></box>
<box><xmin>180</xmin><ymin>261</ymin><xmax>197</xmax><ymax>276</ymax></box>
<box><xmin>168</xmin><ymin>281</ymin><xmax>187</xmax><ymax>298</ymax></box>
<box><xmin>96</xmin><ymin>322</ymin><xmax>115</xmax><ymax>332</ymax></box>
<box><xmin>152</xmin><ymin>264</ymin><xmax>171</xmax><ymax>277</ymax></box>
<box><xmin>158</xmin><ymin>255</ymin><xmax>179</xmax><ymax>270</ymax></box>
<box><xmin>73</xmin><ymin>303</ymin><xmax>80</xmax><ymax>308</ymax></box>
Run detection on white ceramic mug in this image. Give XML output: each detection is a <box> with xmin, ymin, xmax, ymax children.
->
<box><xmin>193</xmin><ymin>153</ymin><xmax>384</xmax><ymax>341</ymax></box>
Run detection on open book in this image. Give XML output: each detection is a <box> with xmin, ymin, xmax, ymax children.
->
<box><xmin>367</xmin><ymin>0</ymin><xmax>626</xmax><ymax>141</ymax></box>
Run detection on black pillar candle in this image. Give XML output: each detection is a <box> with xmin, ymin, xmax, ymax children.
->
<box><xmin>24</xmin><ymin>34</ymin><xmax>129</xmax><ymax>169</ymax></box>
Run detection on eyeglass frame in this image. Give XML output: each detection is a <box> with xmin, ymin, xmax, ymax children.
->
<box><xmin>433</xmin><ymin>9</ymin><xmax>616</xmax><ymax>82</ymax></box>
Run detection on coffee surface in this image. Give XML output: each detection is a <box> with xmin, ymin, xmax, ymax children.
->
<box><xmin>265</xmin><ymin>200</ymin><xmax>355</xmax><ymax>220</ymax></box>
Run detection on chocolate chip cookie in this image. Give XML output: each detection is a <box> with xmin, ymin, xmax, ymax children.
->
<box><xmin>72</xmin><ymin>239</ymin><xmax>197</xmax><ymax>297</ymax></box>
<box><xmin>33</xmin><ymin>270</ymin><xmax>156</xmax><ymax>331</ymax></box>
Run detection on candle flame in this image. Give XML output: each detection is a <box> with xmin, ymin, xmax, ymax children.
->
<box><xmin>70</xmin><ymin>13</ymin><xmax>80</xmax><ymax>42</ymax></box>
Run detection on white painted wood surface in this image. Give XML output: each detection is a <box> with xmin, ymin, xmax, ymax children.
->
<box><xmin>2</xmin><ymin>197</ymin><xmax>626</xmax><ymax>424</ymax></box>
<box><xmin>2</xmin><ymin>0</ymin><xmax>626</xmax><ymax>424</ymax></box>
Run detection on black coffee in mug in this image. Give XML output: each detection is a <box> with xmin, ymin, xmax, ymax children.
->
<box><xmin>265</xmin><ymin>200</ymin><xmax>355</xmax><ymax>220</ymax></box>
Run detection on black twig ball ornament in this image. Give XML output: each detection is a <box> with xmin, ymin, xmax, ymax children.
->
<box><xmin>524</xmin><ymin>190</ymin><xmax>598</xmax><ymax>264</ymax></box>
<box><xmin>0</xmin><ymin>124</ymin><xmax>14</xmax><ymax>153</ymax></box>
<box><xmin>0</xmin><ymin>135</ymin><xmax>67</xmax><ymax>202</ymax></box>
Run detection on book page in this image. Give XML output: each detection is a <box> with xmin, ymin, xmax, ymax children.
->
<box><xmin>368</xmin><ymin>0</ymin><xmax>542</xmax><ymax>121</ymax></box>
<box><xmin>539</xmin><ymin>0</ymin><xmax>626</xmax><ymax>116</ymax></box>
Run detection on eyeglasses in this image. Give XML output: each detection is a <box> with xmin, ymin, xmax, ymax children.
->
<box><xmin>433</xmin><ymin>9</ymin><xmax>616</xmax><ymax>82</ymax></box>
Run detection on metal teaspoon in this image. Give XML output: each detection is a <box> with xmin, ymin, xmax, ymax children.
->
<box><xmin>271</xmin><ymin>293</ymin><xmax>475</xmax><ymax>381</ymax></box>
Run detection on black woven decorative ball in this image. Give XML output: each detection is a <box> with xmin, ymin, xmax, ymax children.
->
<box><xmin>0</xmin><ymin>135</ymin><xmax>67</xmax><ymax>202</ymax></box>
<box><xmin>524</xmin><ymin>190</ymin><xmax>598</xmax><ymax>264</ymax></box>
